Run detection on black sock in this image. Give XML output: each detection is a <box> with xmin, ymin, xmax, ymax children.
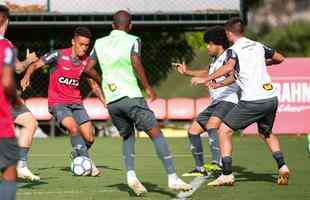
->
<box><xmin>272</xmin><ymin>151</ymin><xmax>285</xmax><ymax>169</ymax></box>
<box><xmin>222</xmin><ymin>156</ymin><xmax>232</xmax><ymax>175</ymax></box>
<box><xmin>188</xmin><ymin>133</ymin><xmax>204</xmax><ymax>168</ymax></box>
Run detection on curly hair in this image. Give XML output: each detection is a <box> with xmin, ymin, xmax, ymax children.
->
<box><xmin>204</xmin><ymin>26</ymin><xmax>229</xmax><ymax>49</ymax></box>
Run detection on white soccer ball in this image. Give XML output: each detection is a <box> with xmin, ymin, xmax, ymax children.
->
<box><xmin>70</xmin><ymin>156</ymin><xmax>92</xmax><ymax>176</ymax></box>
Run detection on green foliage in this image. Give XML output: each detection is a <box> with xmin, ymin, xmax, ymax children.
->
<box><xmin>257</xmin><ymin>21</ymin><xmax>310</xmax><ymax>56</ymax></box>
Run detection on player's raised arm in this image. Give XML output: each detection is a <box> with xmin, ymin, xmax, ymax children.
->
<box><xmin>173</xmin><ymin>62</ymin><xmax>209</xmax><ymax>77</ymax></box>
<box><xmin>21</xmin><ymin>50</ymin><xmax>58</xmax><ymax>91</ymax></box>
<box><xmin>15</xmin><ymin>49</ymin><xmax>38</xmax><ymax>74</ymax></box>
<box><xmin>264</xmin><ymin>45</ymin><xmax>285</xmax><ymax>66</ymax></box>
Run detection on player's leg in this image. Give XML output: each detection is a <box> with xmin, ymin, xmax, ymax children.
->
<box><xmin>204</xmin><ymin>101</ymin><xmax>236</xmax><ymax>173</ymax></box>
<box><xmin>71</xmin><ymin>104</ymin><xmax>103</xmax><ymax>176</ymax></box>
<box><xmin>257</xmin><ymin>97</ymin><xmax>289</xmax><ymax>185</ymax></box>
<box><xmin>79</xmin><ymin>121</ymin><xmax>103</xmax><ymax>176</ymax></box>
<box><xmin>0</xmin><ymin>138</ymin><xmax>19</xmax><ymax>200</ymax></box>
<box><xmin>208</xmin><ymin>101</ymin><xmax>260</xmax><ymax>186</ymax></box>
<box><xmin>107</xmin><ymin>99</ymin><xmax>147</xmax><ymax>196</ymax></box>
<box><xmin>130</xmin><ymin>98</ymin><xmax>192</xmax><ymax>191</ymax></box>
<box><xmin>182</xmin><ymin>121</ymin><xmax>207</xmax><ymax>177</ymax></box>
<box><xmin>13</xmin><ymin>105</ymin><xmax>40</xmax><ymax>181</ymax></box>
<box><xmin>1</xmin><ymin>165</ymin><xmax>17</xmax><ymax>200</ymax></box>
<box><xmin>49</xmin><ymin>105</ymin><xmax>89</xmax><ymax>158</ymax></box>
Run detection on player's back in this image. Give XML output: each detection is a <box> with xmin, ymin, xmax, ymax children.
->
<box><xmin>93</xmin><ymin>30</ymin><xmax>143</xmax><ymax>103</ymax></box>
<box><xmin>230</xmin><ymin>37</ymin><xmax>276</xmax><ymax>101</ymax></box>
<box><xmin>0</xmin><ymin>37</ymin><xmax>15</xmax><ymax>138</ymax></box>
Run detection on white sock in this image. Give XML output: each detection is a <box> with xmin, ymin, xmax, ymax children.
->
<box><xmin>127</xmin><ymin>170</ymin><xmax>137</xmax><ymax>182</ymax></box>
<box><xmin>168</xmin><ymin>173</ymin><xmax>178</xmax><ymax>183</ymax></box>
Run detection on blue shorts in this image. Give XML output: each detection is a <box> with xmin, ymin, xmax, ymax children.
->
<box><xmin>49</xmin><ymin>104</ymin><xmax>90</xmax><ymax>125</ymax></box>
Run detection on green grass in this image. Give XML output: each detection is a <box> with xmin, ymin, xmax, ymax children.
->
<box><xmin>16</xmin><ymin>136</ymin><xmax>310</xmax><ymax>200</ymax></box>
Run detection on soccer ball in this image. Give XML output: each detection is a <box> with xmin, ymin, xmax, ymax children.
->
<box><xmin>70</xmin><ymin>156</ymin><xmax>92</xmax><ymax>176</ymax></box>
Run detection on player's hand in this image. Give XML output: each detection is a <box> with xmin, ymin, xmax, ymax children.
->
<box><xmin>206</xmin><ymin>81</ymin><xmax>223</xmax><ymax>89</ymax></box>
<box><xmin>191</xmin><ymin>77</ymin><xmax>207</xmax><ymax>86</ymax></box>
<box><xmin>146</xmin><ymin>87</ymin><xmax>158</xmax><ymax>102</ymax></box>
<box><xmin>173</xmin><ymin>61</ymin><xmax>188</xmax><ymax>75</ymax></box>
<box><xmin>20</xmin><ymin>76</ymin><xmax>30</xmax><ymax>91</ymax></box>
<box><xmin>26</xmin><ymin>49</ymin><xmax>39</xmax><ymax>64</ymax></box>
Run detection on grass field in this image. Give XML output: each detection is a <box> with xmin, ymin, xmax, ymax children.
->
<box><xmin>16</xmin><ymin>136</ymin><xmax>310</xmax><ymax>200</ymax></box>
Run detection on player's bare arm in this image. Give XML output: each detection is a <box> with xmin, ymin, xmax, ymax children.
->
<box><xmin>131</xmin><ymin>52</ymin><xmax>157</xmax><ymax>101</ymax></box>
<box><xmin>84</xmin><ymin>59</ymin><xmax>102</xmax><ymax>84</ymax></box>
<box><xmin>174</xmin><ymin>62</ymin><xmax>209</xmax><ymax>77</ymax></box>
<box><xmin>15</xmin><ymin>50</ymin><xmax>38</xmax><ymax>74</ymax></box>
<box><xmin>266</xmin><ymin>51</ymin><xmax>285</xmax><ymax>66</ymax></box>
<box><xmin>20</xmin><ymin>58</ymin><xmax>46</xmax><ymax>91</ymax></box>
<box><xmin>87</xmin><ymin>78</ymin><xmax>106</xmax><ymax>107</ymax></box>
<box><xmin>206</xmin><ymin>71</ymin><xmax>236</xmax><ymax>89</ymax></box>
<box><xmin>191</xmin><ymin>58</ymin><xmax>236</xmax><ymax>86</ymax></box>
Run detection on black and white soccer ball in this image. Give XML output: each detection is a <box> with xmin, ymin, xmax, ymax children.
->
<box><xmin>70</xmin><ymin>156</ymin><xmax>92</xmax><ymax>176</ymax></box>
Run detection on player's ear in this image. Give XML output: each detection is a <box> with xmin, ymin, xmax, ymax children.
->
<box><xmin>128</xmin><ymin>23</ymin><xmax>132</xmax><ymax>31</ymax></box>
<box><xmin>71</xmin><ymin>38</ymin><xmax>75</xmax><ymax>46</ymax></box>
<box><xmin>112</xmin><ymin>23</ymin><xmax>116</xmax><ymax>30</ymax></box>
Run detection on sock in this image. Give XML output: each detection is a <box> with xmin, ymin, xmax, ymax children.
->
<box><xmin>207</xmin><ymin>128</ymin><xmax>221</xmax><ymax>165</ymax></box>
<box><xmin>70</xmin><ymin>135</ymin><xmax>89</xmax><ymax>158</ymax></box>
<box><xmin>0</xmin><ymin>180</ymin><xmax>17</xmax><ymax>200</ymax></box>
<box><xmin>188</xmin><ymin>132</ymin><xmax>204</xmax><ymax>168</ymax></box>
<box><xmin>17</xmin><ymin>147</ymin><xmax>30</xmax><ymax>168</ymax></box>
<box><xmin>222</xmin><ymin>156</ymin><xmax>232</xmax><ymax>175</ymax></box>
<box><xmin>127</xmin><ymin>170</ymin><xmax>137</xmax><ymax>182</ymax></box>
<box><xmin>272</xmin><ymin>151</ymin><xmax>286</xmax><ymax>169</ymax></box>
<box><xmin>152</xmin><ymin>132</ymin><xmax>176</xmax><ymax>175</ymax></box>
<box><xmin>123</xmin><ymin>134</ymin><xmax>135</xmax><ymax>172</ymax></box>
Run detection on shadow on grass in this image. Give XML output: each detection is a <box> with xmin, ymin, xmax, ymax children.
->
<box><xmin>17</xmin><ymin>179</ymin><xmax>48</xmax><ymax>189</ymax></box>
<box><xmin>233</xmin><ymin>165</ymin><xmax>276</xmax><ymax>183</ymax></box>
<box><xmin>106</xmin><ymin>182</ymin><xmax>176</xmax><ymax>198</ymax></box>
<box><xmin>37</xmin><ymin>165</ymin><xmax>121</xmax><ymax>172</ymax></box>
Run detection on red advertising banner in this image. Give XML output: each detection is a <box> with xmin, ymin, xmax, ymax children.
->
<box><xmin>244</xmin><ymin>58</ymin><xmax>310</xmax><ymax>134</ymax></box>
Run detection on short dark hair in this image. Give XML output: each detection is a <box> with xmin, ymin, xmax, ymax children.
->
<box><xmin>113</xmin><ymin>10</ymin><xmax>131</xmax><ymax>26</ymax></box>
<box><xmin>204</xmin><ymin>26</ymin><xmax>229</xmax><ymax>49</ymax></box>
<box><xmin>0</xmin><ymin>5</ymin><xmax>10</xmax><ymax>18</ymax></box>
<box><xmin>225</xmin><ymin>17</ymin><xmax>245</xmax><ymax>35</ymax></box>
<box><xmin>73</xmin><ymin>26</ymin><xmax>92</xmax><ymax>39</ymax></box>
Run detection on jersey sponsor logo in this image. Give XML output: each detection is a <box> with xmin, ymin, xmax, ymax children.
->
<box><xmin>263</xmin><ymin>83</ymin><xmax>273</xmax><ymax>91</ymax></box>
<box><xmin>62</xmin><ymin>56</ymin><xmax>70</xmax><ymax>61</ymax></box>
<box><xmin>58</xmin><ymin>77</ymin><xmax>79</xmax><ymax>87</ymax></box>
<box><xmin>108</xmin><ymin>83</ymin><xmax>117</xmax><ymax>92</ymax></box>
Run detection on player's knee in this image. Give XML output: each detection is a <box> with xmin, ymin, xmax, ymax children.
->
<box><xmin>220</xmin><ymin>123</ymin><xmax>233</xmax><ymax>135</ymax></box>
<box><xmin>147</xmin><ymin>126</ymin><xmax>161</xmax><ymax>139</ymax></box>
<box><xmin>67</xmin><ymin>126</ymin><xmax>79</xmax><ymax>135</ymax></box>
<box><xmin>189</xmin><ymin>121</ymin><xmax>204</xmax><ymax>135</ymax></box>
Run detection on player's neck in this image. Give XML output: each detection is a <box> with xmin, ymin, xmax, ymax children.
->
<box><xmin>216</xmin><ymin>48</ymin><xmax>225</xmax><ymax>57</ymax></box>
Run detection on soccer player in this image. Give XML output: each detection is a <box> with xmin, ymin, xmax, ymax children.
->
<box><xmin>84</xmin><ymin>10</ymin><xmax>192</xmax><ymax>196</ymax></box>
<box><xmin>174</xmin><ymin>26</ymin><xmax>239</xmax><ymax>177</ymax></box>
<box><xmin>21</xmin><ymin>26</ymin><xmax>102</xmax><ymax>177</ymax></box>
<box><xmin>13</xmin><ymin>51</ymin><xmax>41</xmax><ymax>181</ymax></box>
<box><xmin>192</xmin><ymin>18</ymin><xmax>290</xmax><ymax>186</ymax></box>
<box><xmin>0</xmin><ymin>6</ymin><xmax>19</xmax><ymax>200</ymax></box>
<box><xmin>0</xmin><ymin>5</ymin><xmax>40</xmax><ymax>181</ymax></box>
